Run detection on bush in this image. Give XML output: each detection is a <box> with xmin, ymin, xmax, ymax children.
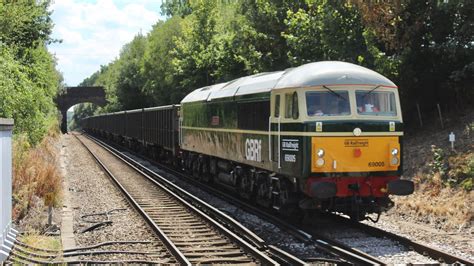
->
<box><xmin>12</xmin><ymin>125</ymin><xmax>62</xmax><ymax>222</ymax></box>
<box><xmin>0</xmin><ymin>44</ymin><xmax>59</xmax><ymax>145</ymax></box>
<box><xmin>429</xmin><ymin>145</ymin><xmax>448</xmax><ymax>178</ymax></box>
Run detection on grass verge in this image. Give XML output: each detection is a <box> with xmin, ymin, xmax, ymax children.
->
<box><xmin>12</xmin><ymin>121</ymin><xmax>62</xmax><ymax>231</ymax></box>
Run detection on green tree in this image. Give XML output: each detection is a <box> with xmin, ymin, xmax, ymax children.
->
<box><xmin>160</xmin><ymin>0</ymin><xmax>192</xmax><ymax>17</ymax></box>
<box><xmin>0</xmin><ymin>0</ymin><xmax>56</xmax><ymax>49</ymax></box>
<box><xmin>143</xmin><ymin>17</ymin><xmax>183</xmax><ymax>105</ymax></box>
<box><xmin>283</xmin><ymin>1</ymin><xmax>371</xmax><ymax>66</ymax></box>
<box><xmin>0</xmin><ymin>0</ymin><xmax>61</xmax><ymax>144</ymax></box>
<box><xmin>115</xmin><ymin>34</ymin><xmax>151</xmax><ymax>110</ymax></box>
<box><xmin>0</xmin><ymin>45</ymin><xmax>45</xmax><ymax>143</ymax></box>
<box><xmin>395</xmin><ymin>0</ymin><xmax>474</xmax><ymax>113</ymax></box>
<box><xmin>172</xmin><ymin>1</ymin><xmax>218</xmax><ymax>96</ymax></box>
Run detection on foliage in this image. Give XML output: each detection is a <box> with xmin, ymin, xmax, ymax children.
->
<box><xmin>449</xmin><ymin>153</ymin><xmax>474</xmax><ymax>191</ymax></box>
<box><xmin>142</xmin><ymin>17</ymin><xmax>183</xmax><ymax>105</ymax></box>
<box><xmin>1</xmin><ymin>1</ymin><xmax>62</xmax><ymax>228</ymax></box>
<box><xmin>12</xmin><ymin>125</ymin><xmax>62</xmax><ymax>222</ymax></box>
<box><xmin>0</xmin><ymin>0</ymin><xmax>57</xmax><ymax>51</ymax></box>
<box><xmin>0</xmin><ymin>0</ymin><xmax>61</xmax><ymax>145</ymax></box>
<box><xmin>395</xmin><ymin>0</ymin><xmax>474</xmax><ymax>114</ymax></box>
<box><xmin>0</xmin><ymin>45</ymin><xmax>50</xmax><ymax>144</ymax></box>
<box><xmin>75</xmin><ymin>0</ymin><xmax>474</xmax><ymax>128</ymax></box>
<box><xmin>283</xmin><ymin>1</ymin><xmax>371</xmax><ymax>66</ymax></box>
<box><xmin>115</xmin><ymin>34</ymin><xmax>151</xmax><ymax>110</ymax></box>
<box><xmin>429</xmin><ymin>145</ymin><xmax>447</xmax><ymax>178</ymax></box>
<box><xmin>160</xmin><ymin>0</ymin><xmax>192</xmax><ymax>17</ymax></box>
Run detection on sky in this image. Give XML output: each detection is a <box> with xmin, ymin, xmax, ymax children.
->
<box><xmin>48</xmin><ymin>0</ymin><xmax>165</xmax><ymax>86</ymax></box>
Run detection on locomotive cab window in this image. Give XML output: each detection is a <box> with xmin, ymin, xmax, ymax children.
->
<box><xmin>285</xmin><ymin>92</ymin><xmax>299</xmax><ymax>119</ymax></box>
<box><xmin>356</xmin><ymin>90</ymin><xmax>397</xmax><ymax>116</ymax></box>
<box><xmin>306</xmin><ymin>90</ymin><xmax>350</xmax><ymax>116</ymax></box>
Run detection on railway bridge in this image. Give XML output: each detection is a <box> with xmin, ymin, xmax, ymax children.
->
<box><xmin>55</xmin><ymin>86</ymin><xmax>107</xmax><ymax>133</ymax></box>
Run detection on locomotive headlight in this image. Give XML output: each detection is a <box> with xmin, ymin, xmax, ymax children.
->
<box><xmin>316</xmin><ymin>158</ymin><xmax>325</xmax><ymax>167</ymax></box>
<box><xmin>390</xmin><ymin>156</ymin><xmax>399</xmax><ymax>165</ymax></box>
<box><xmin>391</xmin><ymin>148</ymin><xmax>399</xmax><ymax>156</ymax></box>
<box><xmin>317</xmin><ymin>149</ymin><xmax>325</xmax><ymax>158</ymax></box>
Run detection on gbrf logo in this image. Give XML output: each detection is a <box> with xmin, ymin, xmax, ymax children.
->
<box><xmin>245</xmin><ymin>138</ymin><xmax>262</xmax><ymax>162</ymax></box>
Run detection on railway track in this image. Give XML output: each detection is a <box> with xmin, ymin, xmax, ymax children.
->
<box><xmin>6</xmin><ymin>239</ymin><xmax>169</xmax><ymax>264</ymax></box>
<box><xmin>74</xmin><ymin>133</ymin><xmax>304</xmax><ymax>265</ymax></box>
<box><xmin>84</xmin><ymin>133</ymin><xmax>385</xmax><ymax>265</ymax></box>
<box><xmin>84</xmin><ymin>132</ymin><xmax>473</xmax><ymax>265</ymax></box>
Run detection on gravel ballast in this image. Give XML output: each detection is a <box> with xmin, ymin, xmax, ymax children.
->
<box><xmin>60</xmin><ymin>134</ymin><xmax>173</xmax><ymax>263</ymax></box>
<box><xmin>122</xmin><ymin>149</ymin><xmax>470</xmax><ymax>264</ymax></box>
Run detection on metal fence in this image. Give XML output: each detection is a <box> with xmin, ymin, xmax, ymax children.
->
<box><xmin>0</xmin><ymin>118</ymin><xmax>16</xmax><ymax>262</ymax></box>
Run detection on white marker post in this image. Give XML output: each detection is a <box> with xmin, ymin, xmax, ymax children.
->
<box><xmin>449</xmin><ymin>132</ymin><xmax>455</xmax><ymax>150</ymax></box>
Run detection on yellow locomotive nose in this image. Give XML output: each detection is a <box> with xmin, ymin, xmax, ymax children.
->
<box><xmin>312</xmin><ymin>137</ymin><xmax>400</xmax><ymax>173</ymax></box>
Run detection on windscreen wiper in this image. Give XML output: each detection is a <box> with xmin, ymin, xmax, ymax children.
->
<box><xmin>322</xmin><ymin>85</ymin><xmax>348</xmax><ymax>101</ymax></box>
<box><xmin>363</xmin><ymin>85</ymin><xmax>382</xmax><ymax>98</ymax></box>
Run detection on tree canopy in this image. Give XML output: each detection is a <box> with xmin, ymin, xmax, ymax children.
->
<box><xmin>0</xmin><ymin>0</ymin><xmax>62</xmax><ymax>144</ymax></box>
<box><xmin>75</xmin><ymin>0</ymin><xmax>473</xmax><ymax>126</ymax></box>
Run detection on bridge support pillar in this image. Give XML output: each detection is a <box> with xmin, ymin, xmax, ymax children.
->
<box><xmin>60</xmin><ymin>109</ymin><xmax>68</xmax><ymax>134</ymax></box>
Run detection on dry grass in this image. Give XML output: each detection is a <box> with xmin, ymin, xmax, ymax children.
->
<box><xmin>393</xmin><ymin>171</ymin><xmax>473</xmax><ymax>230</ymax></box>
<box><xmin>12</xmin><ymin>123</ymin><xmax>62</xmax><ymax>223</ymax></box>
<box><xmin>397</xmin><ymin>110</ymin><xmax>474</xmax><ymax>230</ymax></box>
<box><xmin>20</xmin><ymin>233</ymin><xmax>62</xmax><ymax>251</ymax></box>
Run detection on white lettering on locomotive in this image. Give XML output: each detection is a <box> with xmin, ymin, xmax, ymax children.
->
<box><xmin>282</xmin><ymin>139</ymin><xmax>299</xmax><ymax>151</ymax></box>
<box><xmin>245</xmin><ymin>138</ymin><xmax>262</xmax><ymax>162</ymax></box>
<box><xmin>284</xmin><ymin>154</ymin><xmax>296</xmax><ymax>162</ymax></box>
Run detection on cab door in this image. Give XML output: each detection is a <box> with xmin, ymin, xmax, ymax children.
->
<box><xmin>270</xmin><ymin>93</ymin><xmax>281</xmax><ymax>169</ymax></box>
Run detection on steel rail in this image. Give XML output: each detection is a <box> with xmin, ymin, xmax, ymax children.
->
<box><xmin>74</xmin><ymin>134</ymin><xmax>189</xmax><ymax>265</ymax></box>
<box><xmin>86</xmin><ymin>133</ymin><xmax>382</xmax><ymax>265</ymax></box>
<box><xmin>78</xmin><ymin>133</ymin><xmax>282</xmax><ymax>265</ymax></box>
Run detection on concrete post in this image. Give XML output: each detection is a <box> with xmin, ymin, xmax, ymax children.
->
<box><xmin>0</xmin><ymin>118</ymin><xmax>17</xmax><ymax>262</ymax></box>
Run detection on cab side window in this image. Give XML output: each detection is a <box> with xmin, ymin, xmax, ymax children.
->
<box><xmin>285</xmin><ymin>92</ymin><xmax>299</xmax><ymax>119</ymax></box>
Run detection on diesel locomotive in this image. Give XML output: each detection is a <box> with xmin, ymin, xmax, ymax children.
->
<box><xmin>83</xmin><ymin>61</ymin><xmax>414</xmax><ymax>221</ymax></box>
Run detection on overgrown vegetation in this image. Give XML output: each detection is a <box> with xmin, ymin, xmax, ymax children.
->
<box><xmin>0</xmin><ymin>0</ymin><xmax>62</xmax><ymax>144</ymax></box>
<box><xmin>73</xmin><ymin>0</ymin><xmax>473</xmax><ymax>128</ymax></box>
<box><xmin>13</xmin><ymin>123</ymin><xmax>62</xmax><ymax>225</ymax></box>
<box><xmin>393</xmin><ymin>112</ymin><xmax>474</xmax><ymax>229</ymax></box>
<box><xmin>0</xmin><ymin>0</ymin><xmax>63</xmax><ymax>227</ymax></box>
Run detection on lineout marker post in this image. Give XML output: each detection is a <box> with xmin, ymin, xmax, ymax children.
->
<box><xmin>449</xmin><ymin>132</ymin><xmax>455</xmax><ymax>151</ymax></box>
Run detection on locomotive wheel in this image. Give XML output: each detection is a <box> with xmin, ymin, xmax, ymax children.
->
<box><xmin>201</xmin><ymin>160</ymin><xmax>211</xmax><ymax>183</ymax></box>
<box><xmin>238</xmin><ymin>173</ymin><xmax>254</xmax><ymax>200</ymax></box>
<box><xmin>256</xmin><ymin>175</ymin><xmax>272</xmax><ymax>208</ymax></box>
<box><xmin>275</xmin><ymin>181</ymin><xmax>289</xmax><ymax>210</ymax></box>
<box><xmin>192</xmin><ymin>159</ymin><xmax>200</xmax><ymax>180</ymax></box>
